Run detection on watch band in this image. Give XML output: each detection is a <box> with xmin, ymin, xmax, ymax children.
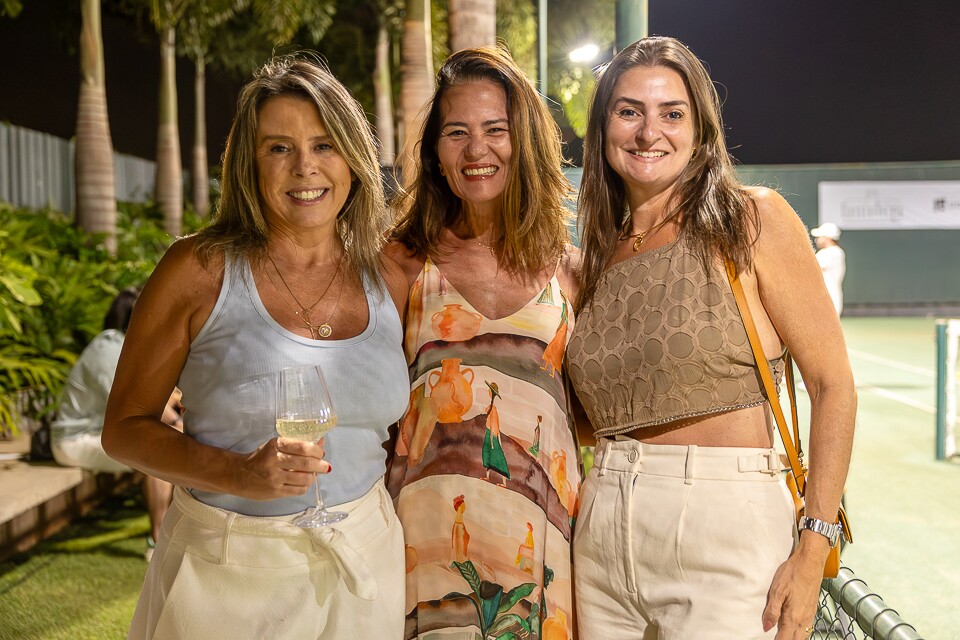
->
<box><xmin>799</xmin><ymin>515</ymin><xmax>842</xmax><ymax>547</ymax></box>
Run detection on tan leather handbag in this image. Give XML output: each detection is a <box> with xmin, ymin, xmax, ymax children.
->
<box><xmin>725</xmin><ymin>260</ymin><xmax>852</xmax><ymax>578</ymax></box>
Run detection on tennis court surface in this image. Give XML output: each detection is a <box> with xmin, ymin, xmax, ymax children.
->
<box><xmin>801</xmin><ymin>317</ymin><xmax>960</xmax><ymax>638</ymax></box>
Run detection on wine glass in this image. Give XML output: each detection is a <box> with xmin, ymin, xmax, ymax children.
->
<box><xmin>276</xmin><ymin>364</ymin><xmax>347</xmax><ymax>527</ymax></box>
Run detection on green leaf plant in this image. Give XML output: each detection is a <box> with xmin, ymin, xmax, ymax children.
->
<box><xmin>0</xmin><ymin>201</ymin><xmax>195</xmax><ymax>438</ymax></box>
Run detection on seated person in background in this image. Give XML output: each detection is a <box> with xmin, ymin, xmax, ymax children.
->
<box><xmin>51</xmin><ymin>287</ymin><xmax>182</xmax><ymax>558</ymax></box>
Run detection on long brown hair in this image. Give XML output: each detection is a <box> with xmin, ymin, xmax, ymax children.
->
<box><xmin>576</xmin><ymin>36</ymin><xmax>757</xmax><ymax>311</ymax></box>
<box><xmin>194</xmin><ymin>53</ymin><xmax>388</xmax><ymax>290</ymax></box>
<box><xmin>391</xmin><ymin>46</ymin><xmax>572</xmax><ymax>273</ymax></box>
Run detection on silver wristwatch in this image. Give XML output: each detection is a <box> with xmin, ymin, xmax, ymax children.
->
<box><xmin>798</xmin><ymin>515</ymin><xmax>842</xmax><ymax>547</ymax></box>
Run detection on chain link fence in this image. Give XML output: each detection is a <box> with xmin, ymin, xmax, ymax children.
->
<box><xmin>813</xmin><ymin>566</ymin><xmax>922</xmax><ymax>639</ymax></box>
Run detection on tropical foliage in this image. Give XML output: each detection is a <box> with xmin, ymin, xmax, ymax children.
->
<box><xmin>0</xmin><ymin>202</ymin><xmax>200</xmax><ymax>438</ymax></box>
<box><xmin>0</xmin><ymin>0</ymin><xmax>21</xmax><ymax>18</ymax></box>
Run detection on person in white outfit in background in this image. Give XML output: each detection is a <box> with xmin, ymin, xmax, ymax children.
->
<box><xmin>811</xmin><ymin>222</ymin><xmax>846</xmax><ymax>316</ymax></box>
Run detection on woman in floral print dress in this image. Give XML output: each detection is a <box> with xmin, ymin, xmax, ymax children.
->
<box><xmin>386</xmin><ymin>47</ymin><xmax>581</xmax><ymax>640</ymax></box>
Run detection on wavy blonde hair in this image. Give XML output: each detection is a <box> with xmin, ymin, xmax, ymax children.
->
<box><xmin>576</xmin><ymin>36</ymin><xmax>758</xmax><ymax>311</ymax></box>
<box><xmin>194</xmin><ymin>53</ymin><xmax>388</xmax><ymax>289</ymax></box>
<box><xmin>391</xmin><ymin>46</ymin><xmax>572</xmax><ymax>273</ymax></box>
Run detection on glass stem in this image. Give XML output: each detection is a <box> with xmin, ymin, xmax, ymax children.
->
<box><xmin>314</xmin><ymin>477</ymin><xmax>325</xmax><ymax>512</ymax></box>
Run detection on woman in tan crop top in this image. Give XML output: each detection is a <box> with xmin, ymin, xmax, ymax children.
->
<box><xmin>567</xmin><ymin>37</ymin><xmax>856</xmax><ymax>640</ymax></box>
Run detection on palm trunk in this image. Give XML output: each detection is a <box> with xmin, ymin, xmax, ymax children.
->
<box><xmin>155</xmin><ymin>25</ymin><xmax>183</xmax><ymax>236</ymax></box>
<box><xmin>448</xmin><ymin>0</ymin><xmax>496</xmax><ymax>51</ymax></box>
<box><xmin>374</xmin><ymin>22</ymin><xmax>396</xmax><ymax>167</ymax></box>
<box><xmin>75</xmin><ymin>0</ymin><xmax>117</xmax><ymax>253</ymax></box>
<box><xmin>399</xmin><ymin>0</ymin><xmax>434</xmax><ymax>183</ymax></box>
<box><xmin>192</xmin><ymin>56</ymin><xmax>209</xmax><ymax>216</ymax></box>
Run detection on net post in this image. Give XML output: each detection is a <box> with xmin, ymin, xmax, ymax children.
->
<box><xmin>936</xmin><ymin>320</ymin><xmax>947</xmax><ymax>461</ymax></box>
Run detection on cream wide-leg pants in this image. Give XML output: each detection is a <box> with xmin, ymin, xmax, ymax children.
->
<box><xmin>128</xmin><ymin>478</ymin><xmax>404</xmax><ymax>640</ymax></box>
<box><xmin>574</xmin><ymin>437</ymin><xmax>797</xmax><ymax>640</ymax></box>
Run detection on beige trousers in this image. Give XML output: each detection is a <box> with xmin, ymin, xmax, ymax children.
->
<box><xmin>574</xmin><ymin>437</ymin><xmax>797</xmax><ymax>640</ymax></box>
<box><xmin>128</xmin><ymin>479</ymin><xmax>404</xmax><ymax>640</ymax></box>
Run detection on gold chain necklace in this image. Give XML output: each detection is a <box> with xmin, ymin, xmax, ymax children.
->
<box><xmin>266</xmin><ymin>252</ymin><xmax>343</xmax><ymax>339</ymax></box>
<box><xmin>475</xmin><ymin>238</ymin><xmax>496</xmax><ymax>254</ymax></box>
<box><xmin>619</xmin><ymin>213</ymin><xmax>679</xmax><ymax>252</ymax></box>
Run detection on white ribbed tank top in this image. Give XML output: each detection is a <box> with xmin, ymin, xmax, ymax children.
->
<box><xmin>179</xmin><ymin>253</ymin><xmax>408</xmax><ymax>516</ymax></box>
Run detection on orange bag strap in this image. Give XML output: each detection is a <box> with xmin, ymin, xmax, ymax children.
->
<box><xmin>724</xmin><ymin>259</ymin><xmax>807</xmax><ymax>495</ymax></box>
<box><xmin>784</xmin><ymin>352</ymin><xmax>802</xmax><ymax>459</ymax></box>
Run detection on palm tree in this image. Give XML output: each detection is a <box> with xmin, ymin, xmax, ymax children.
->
<box><xmin>448</xmin><ymin>0</ymin><xmax>495</xmax><ymax>52</ymax></box>
<box><xmin>372</xmin><ymin>2</ymin><xmax>399</xmax><ymax>166</ymax></box>
<box><xmin>74</xmin><ymin>0</ymin><xmax>118</xmax><ymax>253</ymax></box>
<box><xmin>156</xmin><ymin>20</ymin><xmax>183</xmax><ymax>236</ymax></box>
<box><xmin>399</xmin><ymin>0</ymin><xmax>434</xmax><ymax>181</ymax></box>
<box><xmin>137</xmin><ymin>0</ymin><xmax>191</xmax><ymax>237</ymax></box>
<box><xmin>180</xmin><ymin>0</ymin><xmax>242</xmax><ymax>218</ymax></box>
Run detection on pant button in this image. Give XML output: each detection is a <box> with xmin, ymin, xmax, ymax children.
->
<box><xmin>627</xmin><ymin>448</ymin><xmax>639</xmax><ymax>463</ymax></box>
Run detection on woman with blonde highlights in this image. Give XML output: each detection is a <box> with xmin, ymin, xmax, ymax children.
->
<box><xmin>386</xmin><ymin>46</ymin><xmax>581</xmax><ymax>639</ymax></box>
<box><xmin>567</xmin><ymin>37</ymin><xmax>856</xmax><ymax>639</ymax></box>
<box><xmin>103</xmin><ymin>54</ymin><xmax>409</xmax><ymax>639</ymax></box>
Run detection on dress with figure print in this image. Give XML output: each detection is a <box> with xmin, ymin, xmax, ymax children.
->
<box><xmin>387</xmin><ymin>257</ymin><xmax>580</xmax><ymax>640</ymax></box>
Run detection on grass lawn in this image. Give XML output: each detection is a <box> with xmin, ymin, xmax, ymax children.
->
<box><xmin>0</xmin><ymin>489</ymin><xmax>149</xmax><ymax>640</ymax></box>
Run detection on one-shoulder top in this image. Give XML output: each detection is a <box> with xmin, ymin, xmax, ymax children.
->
<box><xmin>566</xmin><ymin>239</ymin><xmax>785</xmax><ymax>438</ymax></box>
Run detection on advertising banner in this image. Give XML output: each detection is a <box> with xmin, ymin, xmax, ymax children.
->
<box><xmin>817</xmin><ymin>181</ymin><xmax>960</xmax><ymax>229</ymax></box>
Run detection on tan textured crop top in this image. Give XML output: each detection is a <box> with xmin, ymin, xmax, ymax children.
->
<box><xmin>566</xmin><ymin>239</ymin><xmax>785</xmax><ymax>438</ymax></box>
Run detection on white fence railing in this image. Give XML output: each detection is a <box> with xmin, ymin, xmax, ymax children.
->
<box><xmin>0</xmin><ymin>122</ymin><xmax>156</xmax><ymax>214</ymax></box>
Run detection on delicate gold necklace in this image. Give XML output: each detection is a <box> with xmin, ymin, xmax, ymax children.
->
<box><xmin>619</xmin><ymin>213</ymin><xmax>679</xmax><ymax>252</ymax></box>
<box><xmin>475</xmin><ymin>237</ymin><xmax>497</xmax><ymax>254</ymax></box>
<box><xmin>266</xmin><ymin>252</ymin><xmax>344</xmax><ymax>339</ymax></box>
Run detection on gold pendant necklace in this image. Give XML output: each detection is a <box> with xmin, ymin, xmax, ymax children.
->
<box><xmin>266</xmin><ymin>252</ymin><xmax>343</xmax><ymax>339</ymax></box>
<box><xmin>619</xmin><ymin>213</ymin><xmax>679</xmax><ymax>252</ymax></box>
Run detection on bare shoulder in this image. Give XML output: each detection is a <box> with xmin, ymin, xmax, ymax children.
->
<box><xmin>383</xmin><ymin>240</ymin><xmax>426</xmax><ymax>288</ymax></box>
<box><xmin>139</xmin><ymin>236</ymin><xmax>225</xmax><ymax>341</ymax></box>
<box><xmin>379</xmin><ymin>252</ymin><xmax>410</xmax><ymax>317</ymax></box>
<box><xmin>147</xmin><ymin>236</ymin><xmax>222</xmax><ymax>299</ymax></box>
<box><xmin>556</xmin><ymin>243</ymin><xmax>581</xmax><ymax>300</ymax></box>
<box><xmin>745</xmin><ymin>186</ymin><xmax>809</xmax><ymax>248</ymax></box>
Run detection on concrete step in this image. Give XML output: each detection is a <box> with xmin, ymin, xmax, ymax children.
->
<box><xmin>0</xmin><ymin>434</ymin><xmax>133</xmax><ymax>562</ymax></box>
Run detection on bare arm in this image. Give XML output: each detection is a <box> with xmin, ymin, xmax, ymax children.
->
<box><xmin>102</xmin><ymin>238</ymin><xmax>329</xmax><ymax>500</ymax></box>
<box><xmin>558</xmin><ymin>244</ymin><xmax>596</xmax><ymax>447</ymax></box>
<box><xmin>741</xmin><ymin>188</ymin><xmax>857</xmax><ymax>636</ymax></box>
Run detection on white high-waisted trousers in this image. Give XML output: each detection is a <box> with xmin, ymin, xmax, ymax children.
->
<box><xmin>128</xmin><ymin>478</ymin><xmax>404</xmax><ymax>640</ymax></box>
<box><xmin>574</xmin><ymin>437</ymin><xmax>797</xmax><ymax>640</ymax></box>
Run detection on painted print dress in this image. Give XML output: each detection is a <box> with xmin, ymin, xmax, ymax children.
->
<box><xmin>387</xmin><ymin>257</ymin><xmax>580</xmax><ymax>640</ymax></box>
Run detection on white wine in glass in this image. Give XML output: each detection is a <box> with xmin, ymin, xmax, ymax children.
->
<box><xmin>276</xmin><ymin>364</ymin><xmax>347</xmax><ymax>527</ymax></box>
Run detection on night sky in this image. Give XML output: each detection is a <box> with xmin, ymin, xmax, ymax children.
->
<box><xmin>648</xmin><ymin>0</ymin><xmax>960</xmax><ymax>165</ymax></box>
<box><xmin>1</xmin><ymin>0</ymin><xmax>957</xmax><ymax>166</ymax></box>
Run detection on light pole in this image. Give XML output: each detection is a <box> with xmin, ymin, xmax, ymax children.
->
<box><xmin>537</xmin><ymin>0</ymin><xmax>548</xmax><ymax>96</ymax></box>
<box><xmin>616</xmin><ymin>0</ymin><xmax>648</xmax><ymax>51</ymax></box>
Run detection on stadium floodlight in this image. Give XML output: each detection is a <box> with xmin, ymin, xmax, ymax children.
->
<box><xmin>569</xmin><ymin>44</ymin><xmax>599</xmax><ymax>63</ymax></box>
